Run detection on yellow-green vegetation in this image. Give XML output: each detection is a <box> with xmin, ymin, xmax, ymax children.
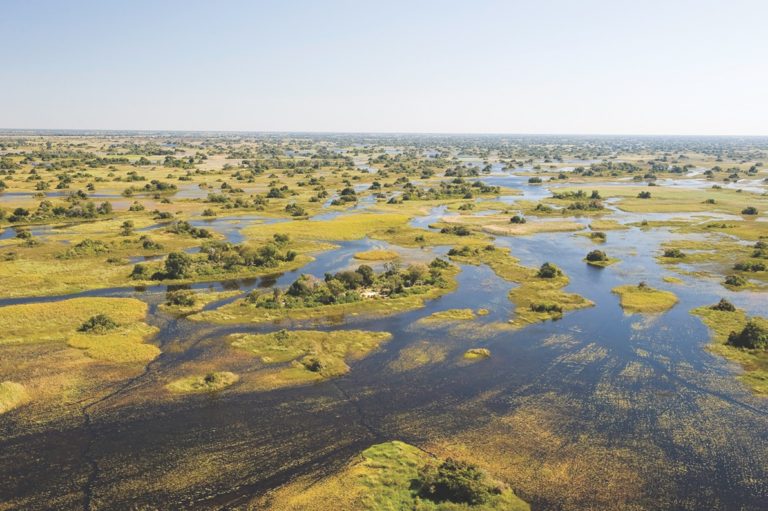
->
<box><xmin>166</xmin><ymin>372</ymin><xmax>239</xmax><ymax>393</ymax></box>
<box><xmin>353</xmin><ymin>249</ymin><xmax>399</xmax><ymax>261</ymax></box>
<box><xmin>0</xmin><ymin>297</ymin><xmax>159</xmax><ymax>363</ymax></box>
<box><xmin>691</xmin><ymin>304</ymin><xmax>768</xmax><ymax>395</ymax></box>
<box><xmin>243</xmin><ymin>213</ymin><xmax>410</xmax><ymax>241</ymax></box>
<box><xmin>584</xmin><ymin>256</ymin><xmax>620</xmax><ymax>267</ymax></box>
<box><xmin>663</xmin><ymin>276</ymin><xmax>684</xmax><ymax>284</ymax></box>
<box><xmin>191</xmin><ymin>265</ymin><xmax>460</xmax><ymax>325</ymax></box>
<box><xmin>449</xmin><ymin>246</ymin><xmax>593</xmax><ymax>328</ymax></box>
<box><xmin>420</xmin><ymin>308</ymin><xmax>477</xmax><ymax>322</ymax></box>
<box><xmin>260</xmin><ymin>440</ymin><xmax>529</xmax><ymax>511</ymax></box>
<box><xmin>158</xmin><ymin>290</ymin><xmax>241</xmax><ymax>315</ymax></box>
<box><xmin>439</xmin><ymin>214</ymin><xmax>586</xmax><ymax>237</ymax></box>
<box><xmin>561</xmin><ymin>185</ymin><xmax>768</xmax><ymax>215</ymax></box>
<box><xmin>388</xmin><ymin>341</ymin><xmax>448</xmax><ymax>372</ymax></box>
<box><xmin>0</xmin><ymin>381</ymin><xmax>30</xmax><ymax>414</ymax></box>
<box><xmin>464</xmin><ymin>348</ymin><xmax>491</xmax><ymax>360</ymax></box>
<box><xmin>612</xmin><ymin>284</ymin><xmax>678</xmax><ymax>314</ymax></box>
<box><xmin>228</xmin><ymin>329</ymin><xmax>391</xmax><ymax>388</ymax></box>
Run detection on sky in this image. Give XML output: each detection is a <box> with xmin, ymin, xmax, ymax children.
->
<box><xmin>1</xmin><ymin>0</ymin><xmax>767</xmax><ymax>135</ymax></box>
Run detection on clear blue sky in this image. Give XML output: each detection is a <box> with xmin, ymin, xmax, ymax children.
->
<box><xmin>2</xmin><ymin>0</ymin><xmax>766</xmax><ymax>135</ymax></box>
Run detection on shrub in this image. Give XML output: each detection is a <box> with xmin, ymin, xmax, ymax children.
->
<box><xmin>509</xmin><ymin>215</ymin><xmax>526</xmax><ymax>224</ymax></box>
<box><xmin>663</xmin><ymin>248</ymin><xmax>686</xmax><ymax>258</ymax></box>
<box><xmin>536</xmin><ymin>262</ymin><xmax>562</xmax><ymax>278</ymax></box>
<box><xmin>637</xmin><ymin>191</ymin><xmax>652</xmax><ymax>199</ymax></box>
<box><xmin>78</xmin><ymin>314</ymin><xmax>118</xmax><ymax>334</ymax></box>
<box><xmin>590</xmin><ymin>231</ymin><xmax>606</xmax><ymax>240</ymax></box>
<box><xmin>166</xmin><ymin>289</ymin><xmax>196</xmax><ymax>307</ymax></box>
<box><xmin>417</xmin><ymin>458</ymin><xmax>499</xmax><ymax>505</ymax></box>
<box><xmin>586</xmin><ymin>250</ymin><xmax>608</xmax><ymax>262</ymax></box>
<box><xmin>440</xmin><ymin>225</ymin><xmax>471</xmax><ymax>236</ymax></box>
<box><xmin>727</xmin><ymin>319</ymin><xmax>768</xmax><ymax>349</ymax></box>
<box><xmin>711</xmin><ymin>298</ymin><xmax>736</xmax><ymax>312</ymax></box>
<box><xmin>741</xmin><ymin>206</ymin><xmax>758</xmax><ymax>215</ymax></box>
<box><xmin>724</xmin><ymin>274</ymin><xmax>747</xmax><ymax>287</ymax></box>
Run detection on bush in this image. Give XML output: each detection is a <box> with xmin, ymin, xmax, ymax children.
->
<box><xmin>417</xmin><ymin>458</ymin><xmax>499</xmax><ymax>505</ymax></box>
<box><xmin>78</xmin><ymin>314</ymin><xmax>118</xmax><ymax>334</ymax></box>
<box><xmin>711</xmin><ymin>298</ymin><xmax>736</xmax><ymax>312</ymax></box>
<box><xmin>536</xmin><ymin>262</ymin><xmax>562</xmax><ymax>279</ymax></box>
<box><xmin>590</xmin><ymin>231</ymin><xmax>606</xmax><ymax>240</ymax></box>
<box><xmin>166</xmin><ymin>289</ymin><xmax>196</xmax><ymax>307</ymax></box>
<box><xmin>163</xmin><ymin>252</ymin><xmax>193</xmax><ymax>280</ymax></box>
<box><xmin>637</xmin><ymin>191</ymin><xmax>652</xmax><ymax>199</ymax></box>
<box><xmin>663</xmin><ymin>248</ymin><xmax>686</xmax><ymax>258</ymax></box>
<box><xmin>509</xmin><ymin>215</ymin><xmax>526</xmax><ymax>224</ymax></box>
<box><xmin>530</xmin><ymin>302</ymin><xmax>563</xmax><ymax>313</ymax></box>
<box><xmin>727</xmin><ymin>319</ymin><xmax>768</xmax><ymax>349</ymax></box>
<box><xmin>440</xmin><ymin>225</ymin><xmax>471</xmax><ymax>236</ymax></box>
<box><xmin>741</xmin><ymin>206</ymin><xmax>758</xmax><ymax>215</ymax></box>
<box><xmin>724</xmin><ymin>274</ymin><xmax>747</xmax><ymax>287</ymax></box>
<box><xmin>585</xmin><ymin>250</ymin><xmax>607</xmax><ymax>262</ymax></box>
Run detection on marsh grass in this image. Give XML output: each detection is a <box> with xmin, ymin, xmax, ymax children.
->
<box><xmin>691</xmin><ymin>306</ymin><xmax>768</xmax><ymax>395</ymax></box>
<box><xmin>464</xmin><ymin>348</ymin><xmax>491</xmax><ymax>360</ymax></box>
<box><xmin>166</xmin><ymin>371</ymin><xmax>239</xmax><ymax>393</ymax></box>
<box><xmin>228</xmin><ymin>329</ymin><xmax>391</xmax><ymax>388</ymax></box>
<box><xmin>260</xmin><ymin>440</ymin><xmax>529</xmax><ymax>511</ymax></box>
<box><xmin>612</xmin><ymin>285</ymin><xmax>678</xmax><ymax>314</ymax></box>
<box><xmin>0</xmin><ymin>381</ymin><xmax>29</xmax><ymax>414</ymax></box>
<box><xmin>449</xmin><ymin>247</ymin><xmax>593</xmax><ymax>328</ymax></box>
<box><xmin>353</xmin><ymin>249</ymin><xmax>399</xmax><ymax>261</ymax></box>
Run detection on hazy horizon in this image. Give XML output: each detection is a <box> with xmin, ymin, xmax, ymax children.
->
<box><xmin>3</xmin><ymin>0</ymin><xmax>767</xmax><ymax>135</ymax></box>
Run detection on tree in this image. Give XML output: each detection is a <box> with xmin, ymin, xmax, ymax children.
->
<box><xmin>586</xmin><ymin>250</ymin><xmax>607</xmax><ymax>262</ymax></box>
<box><xmin>164</xmin><ymin>252</ymin><xmax>193</xmax><ymax>279</ymax></box>
<box><xmin>727</xmin><ymin>319</ymin><xmax>768</xmax><ymax>349</ymax></box>
<box><xmin>536</xmin><ymin>262</ymin><xmax>562</xmax><ymax>278</ymax></box>
<box><xmin>120</xmin><ymin>220</ymin><xmax>134</xmax><ymax>236</ymax></box>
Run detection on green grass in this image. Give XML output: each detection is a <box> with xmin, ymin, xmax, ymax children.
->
<box><xmin>353</xmin><ymin>249</ymin><xmax>399</xmax><ymax>261</ymax></box>
<box><xmin>243</xmin><ymin>213</ymin><xmax>411</xmax><ymax>241</ymax></box>
<box><xmin>191</xmin><ymin>266</ymin><xmax>460</xmax><ymax>325</ymax></box>
<box><xmin>584</xmin><ymin>257</ymin><xmax>620</xmax><ymax>267</ymax></box>
<box><xmin>449</xmin><ymin>246</ymin><xmax>593</xmax><ymax>328</ymax></box>
<box><xmin>166</xmin><ymin>372</ymin><xmax>239</xmax><ymax>393</ymax></box>
<box><xmin>612</xmin><ymin>285</ymin><xmax>678</xmax><ymax>314</ymax></box>
<box><xmin>419</xmin><ymin>308</ymin><xmax>477</xmax><ymax>322</ymax></box>
<box><xmin>266</xmin><ymin>440</ymin><xmax>530</xmax><ymax>511</ymax></box>
<box><xmin>0</xmin><ymin>297</ymin><xmax>160</xmax><ymax>363</ymax></box>
<box><xmin>464</xmin><ymin>348</ymin><xmax>491</xmax><ymax>360</ymax></box>
<box><xmin>0</xmin><ymin>381</ymin><xmax>29</xmax><ymax>414</ymax></box>
<box><xmin>228</xmin><ymin>329</ymin><xmax>392</xmax><ymax>389</ymax></box>
<box><xmin>691</xmin><ymin>306</ymin><xmax>768</xmax><ymax>395</ymax></box>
